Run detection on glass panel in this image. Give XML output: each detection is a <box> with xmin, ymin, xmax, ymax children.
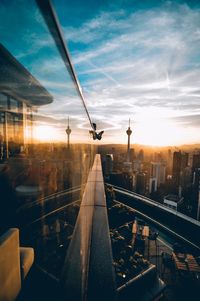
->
<box><xmin>0</xmin><ymin>93</ymin><xmax>8</xmax><ymax>110</ymax></box>
<box><xmin>0</xmin><ymin>112</ymin><xmax>5</xmax><ymax>160</ymax></box>
<box><xmin>0</xmin><ymin>0</ymin><xmax>96</xmax><ymax>282</ymax></box>
<box><xmin>9</xmin><ymin>97</ymin><xmax>19</xmax><ymax>113</ymax></box>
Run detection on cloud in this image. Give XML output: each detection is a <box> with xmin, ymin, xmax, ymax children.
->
<box><xmin>59</xmin><ymin>2</ymin><xmax>200</xmax><ymax>145</ymax></box>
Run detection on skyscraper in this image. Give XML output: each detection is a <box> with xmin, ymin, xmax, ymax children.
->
<box><xmin>192</xmin><ymin>153</ymin><xmax>200</xmax><ymax>174</ymax></box>
<box><xmin>172</xmin><ymin>151</ymin><xmax>189</xmax><ymax>194</ymax></box>
<box><xmin>192</xmin><ymin>168</ymin><xmax>200</xmax><ymax>221</ymax></box>
<box><xmin>138</xmin><ymin>149</ymin><xmax>144</xmax><ymax>162</ymax></box>
<box><xmin>151</xmin><ymin>162</ymin><xmax>166</xmax><ymax>187</ymax></box>
<box><xmin>136</xmin><ymin>172</ymin><xmax>147</xmax><ymax>195</ymax></box>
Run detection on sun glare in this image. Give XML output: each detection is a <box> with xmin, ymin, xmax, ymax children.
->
<box><xmin>33</xmin><ymin>125</ymin><xmax>59</xmax><ymax>142</ymax></box>
<box><xmin>135</xmin><ymin>121</ymin><xmax>176</xmax><ymax>146</ymax></box>
<box><xmin>120</xmin><ymin>107</ymin><xmax>194</xmax><ymax>146</ymax></box>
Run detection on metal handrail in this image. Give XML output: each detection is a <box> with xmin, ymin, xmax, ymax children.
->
<box><xmin>110</xmin><ymin>185</ymin><xmax>200</xmax><ymax>250</ymax></box>
<box><xmin>110</xmin><ymin>184</ymin><xmax>200</xmax><ymax>226</ymax></box>
<box><xmin>36</xmin><ymin>0</ymin><xmax>95</xmax><ymax>130</ymax></box>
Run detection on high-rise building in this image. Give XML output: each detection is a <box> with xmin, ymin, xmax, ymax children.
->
<box><xmin>181</xmin><ymin>152</ymin><xmax>189</xmax><ymax>170</ymax></box>
<box><xmin>172</xmin><ymin>151</ymin><xmax>188</xmax><ymax>189</ymax></box>
<box><xmin>138</xmin><ymin>149</ymin><xmax>144</xmax><ymax>162</ymax></box>
<box><xmin>181</xmin><ymin>166</ymin><xmax>192</xmax><ymax>190</ymax></box>
<box><xmin>136</xmin><ymin>172</ymin><xmax>147</xmax><ymax>195</ymax></box>
<box><xmin>172</xmin><ymin>151</ymin><xmax>181</xmax><ymax>187</ymax></box>
<box><xmin>159</xmin><ymin>163</ymin><xmax>166</xmax><ymax>185</ymax></box>
<box><xmin>192</xmin><ymin>168</ymin><xmax>200</xmax><ymax>220</ymax></box>
<box><xmin>133</xmin><ymin>160</ymin><xmax>141</xmax><ymax>172</ymax></box>
<box><xmin>123</xmin><ymin>161</ymin><xmax>133</xmax><ymax>174</ymax></box>
<box><xmin>151</xmin><ymin>162</ymin><xmax>166</xmax><ymax>187</ymax></box>
<box><xmin>149</xmin><ymin>177</ymin><xmax>157</xmax><ymax>194</ymax></box>
<box><xmin>105</xmin><ymin>154</ymin><xmax>114</xmax><ymax>176</ymax></box>
<box><xmin>154</xmin><ymin>152</ymin><xmax>163</xmax><ymax>162</ymax></box>
<box><xmin>192</xmin><ymin>154</ymin><xmax>200</xmax><ymax>174</ymax></box>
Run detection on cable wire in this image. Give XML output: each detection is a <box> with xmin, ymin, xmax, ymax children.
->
<box><xmin>35</xmin><ymin>0</ymin><xmax>95</xmax><ymax>130</ymax></box>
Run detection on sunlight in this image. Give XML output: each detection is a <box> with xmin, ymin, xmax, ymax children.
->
<box><xmin>135</xmin><ymin>120</ymin><xmax>179</xmax><ymax>146</ymax></box>
<box><xmin>33</xmin><ymin>125</ymin><xmax>59</xmax><ymax>142</ymax></box>
<box><xmin>134</xmin><ymin>115</ymin><xmax>188</xmax><ymax>146</ymax></box>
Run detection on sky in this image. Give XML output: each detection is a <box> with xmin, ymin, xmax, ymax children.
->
<box><xmin>1</xmin><ymin>0</ymin><xmax>200</xmax><ymax>146</ymax></box>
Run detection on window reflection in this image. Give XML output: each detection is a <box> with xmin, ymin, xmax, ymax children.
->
<box><xmin>0</xmin><ymin>0</ymin><xmax>96</xmax><ymax>280</ymax></box>
<box><xmin>0</xmin><ymin>42</ymin><xmax>95</xmax><ymax>234</ymax></box>
<box><xmin>9</xmin><ymin>97</ymin><xmax>20</xmax><ymax>113</ymax></box>
<box><xmin>0</xmin><ymin>93</ymin><xmax>8</xmax><ymax>110</ymax></box>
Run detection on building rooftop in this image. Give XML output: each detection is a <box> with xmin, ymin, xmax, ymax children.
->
<box><xmin>164</xmin><ymin>195</ymin><xmax>182</xmax><ymax>203</ymax></box>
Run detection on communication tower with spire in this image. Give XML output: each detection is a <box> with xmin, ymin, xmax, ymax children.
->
<box><xmin>126</xmin><ymin>118</ymin><xmax>132</xmax><ymax>162</ymax></box>
<box><xmin>66</xmin><ymin>117</ymin><xmax>71</xmax><ymax>149</ymax></box>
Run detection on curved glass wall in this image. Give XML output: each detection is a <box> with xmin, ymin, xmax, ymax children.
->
<box><xmin>0</xmin><ymin>0</ymin><xmax>96</xmax><ymax>279</ymax></box>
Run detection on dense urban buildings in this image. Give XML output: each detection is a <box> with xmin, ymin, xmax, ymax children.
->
<box><xmin>100</xmin><ymin>139</ymin><xmax>200</xmax><ymax>221</ymax></box>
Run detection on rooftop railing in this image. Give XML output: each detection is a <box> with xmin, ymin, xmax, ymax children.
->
<box><xmin>112</xmin><ymin>185</ymin><xmax>200</xmax><ymax>251</ymax></box>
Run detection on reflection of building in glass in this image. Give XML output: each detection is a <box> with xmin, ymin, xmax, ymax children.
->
<box><xmin>65</xmin><ymin>117</ymin><xmax>72</xmax><ymax>150</ymax></box>
<box><xmin>0</xmin><ymin>44</ymin><xmax>53</xmax><ymax>160</ymax></box>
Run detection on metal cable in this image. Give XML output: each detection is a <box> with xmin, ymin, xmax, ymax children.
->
<box><xmin>35</xmin><ymin>0</ymin><xmax>95</xmax><ymax>130</ymax></box>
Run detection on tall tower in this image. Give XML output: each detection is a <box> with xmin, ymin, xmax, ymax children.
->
<box><xmin>65</xmin><ymin>117</ymin><xmax>71</xmax><ymax>149</ymax></box>
<box><xmin>126</xmin><ymin>119</ymin><xmax>132</xmax><ymax>162</ymax></box>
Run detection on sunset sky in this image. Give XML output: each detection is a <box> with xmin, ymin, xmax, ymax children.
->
<box><xmin>1</xmin><ymin>0</ymin><xmax>200</xmax><ymax>146</ymax></box>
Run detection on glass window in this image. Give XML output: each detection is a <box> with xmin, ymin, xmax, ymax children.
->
<box><xmin>0</xmin><ymin>112</ymin><xmax>5</xmax><ymax>160</ymax></box>
<box><xmin>0</xmin><ymin>0</ymin><xmax>96</xmax><ymax>286</ymax></box>
<box><xmin>0</xmin><ymin>93</ymin><xmax>8</xmax><ymax>110</ymax></box>
<box><xmin>18</xmin><ymin>100</ymin><xmax>23</xmax><ymax>112</ymax></box>
<box><xmin>9</xmin><ymin>97</ymin><xmax>19</xmax><ymax>113</ymax></box>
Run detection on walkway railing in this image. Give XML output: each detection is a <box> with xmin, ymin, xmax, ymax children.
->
<box><xmin>61</xmin><ymin>155</ymin><xmax>116</xmax><ymax>301</ymax></box>
<box><xmin>111</xmin><ymin>185</ymin><xmax>200</xmax><ymax>251</ymax></box>
<box><xmin>111</xmin><ymin>184</ymin><xmax>200</xmax><ymax>226</ymax></box>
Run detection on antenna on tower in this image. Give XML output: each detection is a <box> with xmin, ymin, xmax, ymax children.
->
<box><xmin>126</xmin><ymin>118</ymin><xmax>132</xmax><ymax>162</ymax></box>
<box><xmin>66</xmin><ymin>116</ymin><xmax>71</xmax><ymax>149</ymax></box>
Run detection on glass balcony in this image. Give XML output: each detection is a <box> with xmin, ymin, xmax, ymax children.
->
<box><xmin>0</xmin><ymin>0</ymin><xmax>97</xmax><ymax>293</ymax></box>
